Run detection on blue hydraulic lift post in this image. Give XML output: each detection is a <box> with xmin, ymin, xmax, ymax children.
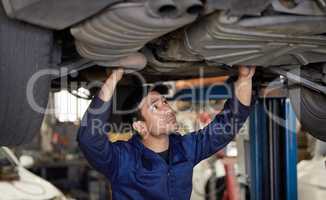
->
<box><xmin>249</xmin><ymin>99</ymin><xmax>267</xmax><ymax>200</ymax></box>
<box><xmin>284</xmin><ymin>99</ymin><xmax>298</xmax><ymax>200</ymax></box>
<box><xmin>249</xmin><ymin>97</ymin><xmax>298</xmax><ymax>200</ymax></box>
<box><xmin>269</xmin><ymin>99</ymin><xmax>281</xmax><ymax>200</ymax></box>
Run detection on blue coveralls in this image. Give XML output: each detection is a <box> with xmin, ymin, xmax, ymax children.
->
<box><xmin>77</xmin><ymin>94</ymin><xmax>253</xmax><ymax>200</ymax></box>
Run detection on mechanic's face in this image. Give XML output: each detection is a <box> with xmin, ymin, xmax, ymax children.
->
<box><xmin>135</xmin><ymin>91</ymin><xmax>178</xmax><ymax>137</ymax></box>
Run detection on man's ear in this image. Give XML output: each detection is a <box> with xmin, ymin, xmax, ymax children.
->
<box><xmin>132</xmin><ymin>121</ymin><xmax>148</xmax><ymax>138</ymax></box>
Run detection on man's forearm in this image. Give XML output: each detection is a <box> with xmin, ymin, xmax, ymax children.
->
<box><xmin>234</xmin><ymin>79</ymin><xmax>252</xmax><ymax>106</ymax></box>
<box><xmin>76</xmin><ymin>68</ymin><xmax>123</xmax><ymax>180</ymax></box>
<box><xmin>185</xmin><ymin>94</ymin><xmax>252</xmax><ymax>165</ymax></box>
<box><xmin>77</xmin><ymin>69</ymin><xmax>124</xmax><ymax>154</ymax></box>
<box><xmin>76</xmin><ymin>96</ymin><xmax>121</xmax><ymax>179</ymax></box>
<box><xmin>98</xmin><ymin>69</ymin><xmax>124</xmax><ymax>102</ymax></box>
<box><xmin>98</xmin><ymin>78</ymin><xmax>118</xmax><ymax>102</ymax></box>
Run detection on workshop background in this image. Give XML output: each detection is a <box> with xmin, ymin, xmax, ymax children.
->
<box><xmin>1</xmin><ymin>78</ymin><xmax>324</xmax><ymax>200</ymax></box>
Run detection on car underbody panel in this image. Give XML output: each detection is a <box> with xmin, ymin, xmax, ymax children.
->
<box><xmin>178</xmin><ymin>13</ymin><xmax>326</xmax><ymax>67</ymax></box>
<box><xmin>1</xmin><ymin>0</ymin><xmax>121</xmax><ymax>30</ymax></box>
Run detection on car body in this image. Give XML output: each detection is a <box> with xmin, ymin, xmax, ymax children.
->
<box><xmin>0</xmin><ymin>147</ymin><xmax>66</xmax><ymax>200</ymax></box>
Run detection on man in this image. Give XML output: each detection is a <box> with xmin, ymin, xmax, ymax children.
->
<box><xmin>77</xmin><ymin>66</ymin><xmax>256</xmax><ymax>200</ymax></box>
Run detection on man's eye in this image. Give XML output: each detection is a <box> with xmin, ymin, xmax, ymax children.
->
<box><xmin>163</xmin><ymin>99</ymin><xmax>168</xmax><ymax>104</ymax></box>
<box><xmin>150</xmin><ymin>105</ymin><xmax>158</xmax><ymax>112</ymax></box>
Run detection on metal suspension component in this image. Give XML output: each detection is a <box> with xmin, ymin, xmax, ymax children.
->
<box><xmin>71</xmin><ymin>0</ymin><xmax>202</xmax><ymax>70</ymax></box>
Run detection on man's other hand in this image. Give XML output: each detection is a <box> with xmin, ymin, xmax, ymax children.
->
<box><xmin>234</xmin><ymin>66</ymin><xmax>256</xmax><ymax>106</ymax></box>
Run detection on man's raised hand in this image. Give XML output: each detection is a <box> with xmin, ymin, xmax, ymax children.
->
<box><xmin>99</xmin><ymin>68</ymin><xmax>125</xmax><ymax>102</ymax></box>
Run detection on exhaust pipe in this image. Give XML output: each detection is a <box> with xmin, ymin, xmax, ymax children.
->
<box><xmin>146</xmin><ymin>0</ymin><xmax>178</xmax><ymax>18</ymax></box>
<box><xmin>175</xmin><ymin>0</ymin><xmax>204</xmax><ymax>16</ymax></box>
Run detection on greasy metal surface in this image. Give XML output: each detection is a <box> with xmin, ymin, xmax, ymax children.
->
<box><xmin>205</xmin><ymin>0</ymin><xmax>271</xmax><ymax>15</ymax></box>
<box><xmin>229</xmin><ymin>0</ymin><xmax>271</xmax><ymax>15</ymax></box>
<box><xmin>272</xmin><ymin>0</ymin><xmax>326</xmax><ymax>16</ymax></box>
<box><xmin>181</xmin><ymin>12</ymin><xmax>326</xmax><ymax>67</ymax></box>
<box><xmin>71</xmin><ymin>0</ymin><xmax>200</xmax><ymax>68</ymax></box>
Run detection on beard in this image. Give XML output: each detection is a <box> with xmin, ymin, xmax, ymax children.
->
<box><xmin>149</xmin><ymin>120</ymin><xmax>179</xmax><ymax>137</ymax></box>
<box><xmin>146</xmin><ymin>111</ymin><xmax>179</xmax><ymax>136</ymax></box>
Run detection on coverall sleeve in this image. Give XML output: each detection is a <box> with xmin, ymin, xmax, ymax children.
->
<box><xmin>183</xmin><ymin>94</ymin><xmax>256</xmax><ymax>165</ymax></box>
<box><xmin>76</xmin><ymin>95</ymin><xmax>121</xmax><ymax>181</ymax></box>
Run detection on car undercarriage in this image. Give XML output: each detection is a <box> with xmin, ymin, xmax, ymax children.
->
<box><xmin>0</xmin><ymin>0</ymin><xmax>326</xmax><ymax>145</ymax></box>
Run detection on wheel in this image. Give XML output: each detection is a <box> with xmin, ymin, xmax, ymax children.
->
<box><xmin>0</xmin><ymin>5</ymin><xmax>53</xmax><ymax>146</ymax></box>
<box><xmin>289</xmin><ymin>85</ymin><xmax>326</xmax><ymax>141</ymax></box>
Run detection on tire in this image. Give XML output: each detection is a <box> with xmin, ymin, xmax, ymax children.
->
<box><xmin>0</xmin><ymin>5</ymin><xmax>53</xmax><ymax>146</ymax></box>
<box><xmin>289</xmin><ymin>85</ymin><xmax>326</xmax><ymax>141</ymax></box>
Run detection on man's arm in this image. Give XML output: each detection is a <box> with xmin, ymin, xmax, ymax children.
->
<box><xmin>77</xmin><ymin>69</ymin><xmax>124</xmax><ymax>181</ymax></box>
<box><xmin>183</xmin><ymin>66</ymin><xmax>256</xmax><ymax>165</ymax></box>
